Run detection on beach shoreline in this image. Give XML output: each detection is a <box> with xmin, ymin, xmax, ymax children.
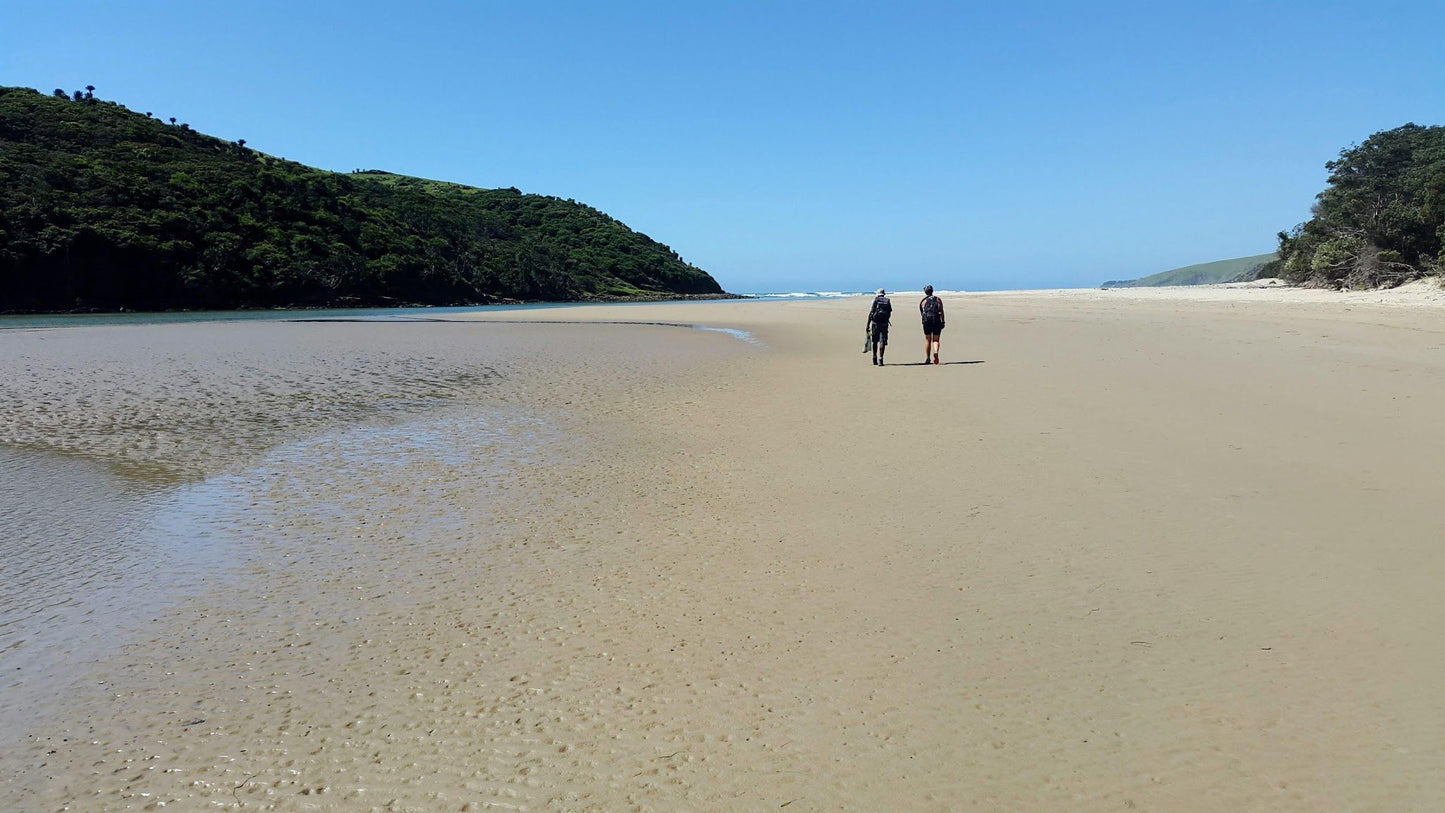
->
<box><xmin>3</xmin><ymin>290</ymin><xmax>1444</xmax><ymax>810</ymax></box>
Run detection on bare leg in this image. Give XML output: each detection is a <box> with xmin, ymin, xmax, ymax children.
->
<box><xmin>932</xmin><ymin>333</ymin><xmax>941</xmax><ymax>364</ymax></box>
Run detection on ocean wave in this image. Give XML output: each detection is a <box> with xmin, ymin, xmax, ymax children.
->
<box><xmin>887</xmin><ymin>289</ymin><xmax>970</xmax><ymax>297</ymax></box>
<box><xmin>742</xmin><ymin>289</ymin><xmax>969</xmax><ymax>300</ymax></box>
<box><xmin>741</xmin><ymin>291</ymin><xmax>867</xmax><ymax>299</ymax></box>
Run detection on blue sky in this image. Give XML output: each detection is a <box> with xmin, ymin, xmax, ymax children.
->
<box><xmin>4</xmin><ymin>1</ymin><xmax>1443</xmax><ymax>292</ymax></box>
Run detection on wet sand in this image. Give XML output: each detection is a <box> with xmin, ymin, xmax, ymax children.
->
<box><xmin>3</xmin><ymin>288</ymin><xmax>1445</xmax><ymax>810</ymax></box>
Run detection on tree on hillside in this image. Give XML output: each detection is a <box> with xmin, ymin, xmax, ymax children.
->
<box><xmin>52</xmin><ymin>88</ymin><xmax>66</xmax><ymax>98</ymax></box>
<box><xmin>0</xmin><ymin>84</ymin><xmax>725</xmax><ymax>312</ymax></box>
<box><xmin>84</xmin><ymin>85</ymin><xmax>95</xmax><ymax>99</ymax></box>
<box><xmin>169</xmin><ymin>116</ymin><xmax>176</xmax><ymax>125</ymax></box>
<box><xmin>1276</xmin><ymin>123</ymin><xmax>1445</xmax><ymax>288</ymax></box>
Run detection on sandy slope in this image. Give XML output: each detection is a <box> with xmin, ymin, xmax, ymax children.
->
<box><xmin>4</xmin><ymin>287</ymin><xmax>1445</xmax><ymax>810</ymax></box>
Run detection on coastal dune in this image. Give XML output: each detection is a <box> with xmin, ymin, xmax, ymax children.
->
<box><xmin>4</xmin><ymin>288</ymin><xmax>1445</xmax><ymax>810</ymax></box>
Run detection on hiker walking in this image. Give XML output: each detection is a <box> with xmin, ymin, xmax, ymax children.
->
<box><xmin>920</xmin><ymin>285</ymin><xmax>944</xmax><ymax>365</ymax></box>
<box><xmin>867</xmin><ymin>288</ymin><xmax>892</xmax><ymax>366</ymax></box>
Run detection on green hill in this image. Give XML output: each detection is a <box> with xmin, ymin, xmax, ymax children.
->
<box><xmin>0</xmin><ymin>86</ymin><xmax>726</xmax><ymax>312</ymax></box>
<box><xmin>1102</xmin><ymin>253</ymin><xmax>1277</xmax><ymax>288</ymax></box>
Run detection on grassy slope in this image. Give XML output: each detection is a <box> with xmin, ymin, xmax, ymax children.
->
<box><xmin>1102</xmin><ymin>253</ymin><xmax>1278</xmax><ymax>288</ymax></box>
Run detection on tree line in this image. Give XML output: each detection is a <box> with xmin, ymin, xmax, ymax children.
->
<box><xmin>1270</xmin><ymin>123</ymin><xmax>1444</xmax><ymax>288</ymax></box>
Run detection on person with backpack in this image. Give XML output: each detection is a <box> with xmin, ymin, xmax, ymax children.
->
<box><xmin>867</xmin><ymin>288</ymin><xmax>892</xmax><ymax>366</ymax></box>
<box><xmin>919</xmin><ymin>285</ymin><xmax>945</xmax><ymax>365</ymax></box>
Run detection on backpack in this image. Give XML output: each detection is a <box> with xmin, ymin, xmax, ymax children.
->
<box><xmin>921</xmin><ymin>295</ymin><xmax>942</xmax><ymax>320</ymax></box>
<box><xmin>871</xmin><ymin>296</ymin><xmax>892</xmax><ymax>324</ymax></box>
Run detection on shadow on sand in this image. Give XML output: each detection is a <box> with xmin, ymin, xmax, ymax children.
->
<box><xmin>893</xmin><ymin>360</ymin><xmax>985</xmax><ymax>366</ymax></box>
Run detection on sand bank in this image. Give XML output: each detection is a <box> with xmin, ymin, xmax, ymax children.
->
<box><xmin>3</xmin><ymin>287</ymin><xmax>1444</xmax><ymax>810</ymax></box>
<box><xmin>1089</xmin><ymin>276</ymin><xmax>1445</xmax><ymax>308</ymax></box>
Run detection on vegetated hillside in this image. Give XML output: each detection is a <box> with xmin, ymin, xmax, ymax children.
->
<box><xmin>1102</xmin><ymin>253</ymin><xmax>1277</xmax><ymax>288</ymax></box>
<box><xmin>0</xmin><ymin>86</ymin><xmax>726</xmax><ymax>312</ymax></box>
<box><xmin>1274</xmin><ymin>123</ymin><xmax>1444</xmax><ymax>288</ymax></box>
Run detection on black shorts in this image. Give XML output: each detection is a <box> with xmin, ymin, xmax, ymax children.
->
<box><xmin>870</xmin><ymin>322</ymin><xmax>889</xmax><ymax>345</ymax></box>
<box><xmin>922</xmin><ymin>319</ymin><xmax>944</xmax><ymax>335</ymax></box>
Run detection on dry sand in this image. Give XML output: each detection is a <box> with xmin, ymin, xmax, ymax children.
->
<box><xmin>3</xmin><ymin>285</ymin><xmax>1445</xmax><ymax>810</ymax></box>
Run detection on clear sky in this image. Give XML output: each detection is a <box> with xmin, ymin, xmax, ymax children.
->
<box><xmin>4</xmin><ymin>1</ymin><xmax>1443</xmax><ymax>292</ymax></box>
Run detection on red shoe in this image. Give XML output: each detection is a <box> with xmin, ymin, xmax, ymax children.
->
<box><xmin>933</xmin><ymin>353</ymin><xmax>939</xmax><ymax>365</ymax></box>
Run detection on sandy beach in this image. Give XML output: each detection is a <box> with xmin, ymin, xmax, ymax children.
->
<box><xmin>4</xmin><ymin>284</ymin><xmax>1445</xmax><ymax>811</ymax></box>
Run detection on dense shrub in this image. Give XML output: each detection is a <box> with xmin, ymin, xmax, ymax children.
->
<box><xmin>1276</xmin><ymin>124</ymin><xmax>1445</xmax><ymax>288</ymax></box>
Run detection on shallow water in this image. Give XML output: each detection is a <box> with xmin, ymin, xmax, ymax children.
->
<box><xmin>0</xmin><ymin>298</ymin><xmax>751</xmax><ymax>331</ymax></box>
<box><xmin>0</xmin><ymin>447</ymin><xmax>235</xmax><ymax>742</ymax></box>
<box><xmin>692</xmin><ymin>325</ymin><xmax>762</xmax><ymax>345</ymax></box>
<box><xmin>0</xmin><ymin>408</ymin><xmax>553</xmax><ymax>747</ymax></box>
<box><xmin>0</xmin><ymin>302</ymin><xmax>570</xmax><ymax>331</ymax></box>
<box><xmin>0</xmin><ymin>322</ymin><xmax>508</xmax><ymax>480</ymax></box>
<box><xmin>0</xmin><ymin>314</ymin><xmax>748</xmax><ymax>780</ymax></box>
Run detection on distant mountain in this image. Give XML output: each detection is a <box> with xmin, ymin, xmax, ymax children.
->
<box><xmin>0</xmin><ymin>86</ymin><xmax>727</xmax><ymax>312</ymax></box>
<box><xmin>1102</xmin><ymin>253</ymin><xmax>1277</xmax><ymax>288</ymax></box>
